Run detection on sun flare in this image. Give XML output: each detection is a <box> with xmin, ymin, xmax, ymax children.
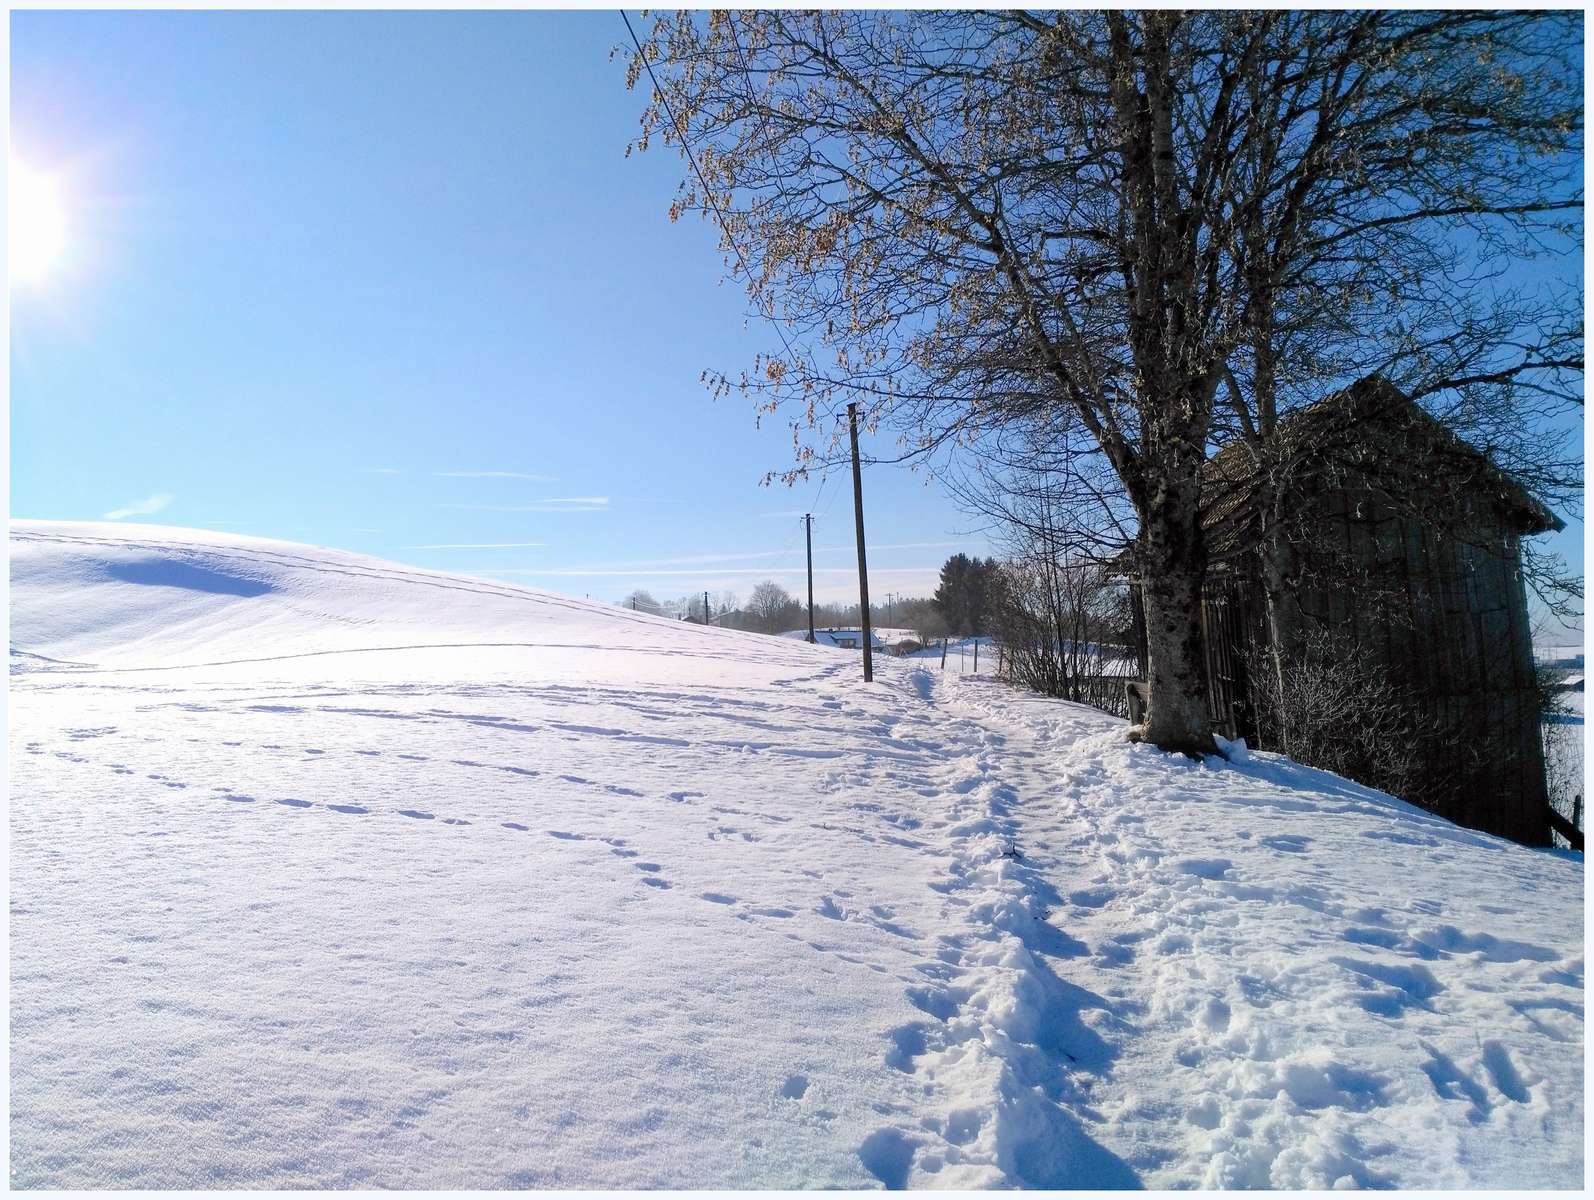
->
<box><xmin>9</xmin><ymin>156</ymin><xmax>67</xmax><ymax>285</ymax></box>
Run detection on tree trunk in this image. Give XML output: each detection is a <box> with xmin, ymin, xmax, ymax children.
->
<box><xmin>1136</xmin><ymin>500</ymin><xmax>1216</xmax><ymax>755</ymax></box>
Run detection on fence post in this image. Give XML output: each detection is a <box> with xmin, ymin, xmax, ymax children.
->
<box><xmin>940</xmin><ymin>638</ymin><xmax>948</xmax><ymax>671</ymax></box>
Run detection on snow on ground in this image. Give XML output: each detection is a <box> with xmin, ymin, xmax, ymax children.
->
<box><xmin>9</xmin><ymin>522</ymin><xmax>1585</xmax><ymax>1188</ymax></box>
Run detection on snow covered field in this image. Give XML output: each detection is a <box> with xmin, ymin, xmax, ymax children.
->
<box><xmin>9</xmin><ymin>521</ymin><xmax>1585</xmax><ymax>1188</ymax></box>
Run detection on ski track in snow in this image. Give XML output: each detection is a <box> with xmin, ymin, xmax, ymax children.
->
<box><xmin>8</xmin><ymin>522</ymin><xmax>1585</xmax><ymax>1188</ymax></box>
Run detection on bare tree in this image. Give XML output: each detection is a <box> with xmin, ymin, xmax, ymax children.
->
<box><xmin>990</xmin><ymin>556</ymin><xmax>1130</xmax><ymax>706</ymax></box>
<box><xmin>623</xmin><ymin>588</ymin><xmax>661</xmax><ymax>615</ymax></box>
<box><xmin>627</xmin><ymin>10</ymin><xmax>1581</xmax><ymax>754</ymax></box>
<box><xmin>747</xmin><ymin>579</ymin><xmax>800</xmax><ymax>634</ymax></box>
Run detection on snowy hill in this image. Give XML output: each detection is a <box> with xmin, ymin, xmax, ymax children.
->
<box><xmin>10</xmin><ymin>522</ymin><xmax>1584</xmax><ymax>1188</ymax></box>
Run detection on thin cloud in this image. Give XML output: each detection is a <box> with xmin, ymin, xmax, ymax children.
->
<box><xmin>402</xmin><ymin>541</ymin><xmax>550</xmax><ymax>550</ymax></box>
<box><xmin>516</xmin><ymin>542</ymin><xmax>967</xmax><ymax>574</ymax></box>
<box><xmin>493</xmin><ymin>565</ymin><xmax>940</xmax><ymax>578</ymax></box>
<box><xmin>433</xmin><ymin>471</ymin><xmax>558</xmax><ymax>481</ymax></box>
<box><xmin>104</xmin><ymin>493</ymin><xmax>174</xmax><ymax>520</ymax></box>
<box><xmin>439</xmin><ymin>498</ymin><xmax>608</xmax><ymax>513</ymax></box>
<box><xmin>817</xmin><ymin>540</ymin><xmax>968</xmax><ymax>553</ymax></box>
<box><xmin>553</xmin><ymin>549</ymin><xmax>806</xmax><ymax>571</ymax></box>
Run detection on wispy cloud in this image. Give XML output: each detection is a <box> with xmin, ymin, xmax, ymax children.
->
<box><xmin>362</xmin><ymin>467</ymin><xmax>401</xmax><ymax>475</ymax></box>
<box><xmin>489</xmin><ymin>565</ymin><xmax>940</xmax><ymax>579</ymax></box>
<box><xmin>439</xmin><ymin>497</ymin><xmax>609</xmax><ymax>513</ymax></box>
<box><xmin>433</xmin><ymin>470</ymin><xmax>558</xmax><ymax>481</ymax></box>
<box><xmin>553</xmin><ymin>548</ymin><xmax>803</xmax><ymax>570</ymax></box>
<box><xmin>818</xmin><ymin>540</ymin><xmax>966</xmax><ymax>554</ymax></box>
<box><xmin>104</xmin><ymin>493</ymin><xmax>174</xmax><ymax>520</ymax></box>
<box><xmin>493</xmin><ymin>542</ymin><xmax>965</xmax><ymax>574</ymax></box>
<box><xmin>401</xmin><ymin>541</ymin><xmax>550</xmax><ymax>550</ymax></box>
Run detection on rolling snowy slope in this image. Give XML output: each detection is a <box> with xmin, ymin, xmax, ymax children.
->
<box><xmin>9</xmin><ymin>522</ymin><xmax>1584</xmax><ymax>1188</ymax></box>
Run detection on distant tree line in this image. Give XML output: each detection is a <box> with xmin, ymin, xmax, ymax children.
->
<box><xmin>619</xmin><ymin>570</ymin><xmax>1006</xmax><ymax>643</ymax></box>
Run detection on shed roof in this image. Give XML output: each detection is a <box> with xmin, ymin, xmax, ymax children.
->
<box><xmin>1201</xmin><ymin>376</ymin><xmax>1562</xmax><ymax>559</ymax></box>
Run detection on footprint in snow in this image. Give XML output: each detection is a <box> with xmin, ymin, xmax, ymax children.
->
<box><xmin>502</xmin><ymin>822</ymin><xmax>529</xmax><ymax>831</ymax></box>
<box><xmin>884</xmin><ymin>1023</ymin><xmax>930</xmax><ymax>1073</ymax></box>
<box><xmin>276</xmin><ymin>798</ymin><xmax>314</xmax><ymax>809</ymax></box>
<box><xmin>1176</xmin><ymin>858</ymin><xmax>1232</xmax><ymax>880</ymax></box>
<box><xmin>1261</xmin><ymin>834</ymin><xmax>1312</xmax><ymax>854</ymax></box>
<box><xmin>328</xmin><ymin>804</ymin><xmax>368</xmax><ymax>815</ymax></box>
<box><xmin>398</xmin><ymin>810</ymin><xmax>434</xmax><ymax>821</ymax></box>
<box><xmin>858</xmin><ymin>1128</ymin><xmax>916</xmax><ymax>1189</ymax></box>
<box><xmin>641</xmin><ymin>877</ymin><xmax>671</xmax><ymax>890</ymax></box>
<box><xmin>780</xmin><ymin>1074</ymin><xmax>809</xmax><ymax>1100</ymax></box>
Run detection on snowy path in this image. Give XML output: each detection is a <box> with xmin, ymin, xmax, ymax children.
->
<box><xmin>9</xmin><ymin>523</ymin><xmax>1584</xmax><ymax>1188</ymax></box>
<box><xmin>941</xmin><ymin>683</ymin><xmax>1585</xmax><ymax>1189</ymax></box>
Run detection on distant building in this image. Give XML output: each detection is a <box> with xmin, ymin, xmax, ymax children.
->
<box><xmin>1130</xmin><ymin>377</ymin><xmax>1561</xmax><ymax>846</ymax></box>
<box><xmin>806</xmin><ymin>628</ymin><xmax>885</xmax><ymax>652</ymax></box>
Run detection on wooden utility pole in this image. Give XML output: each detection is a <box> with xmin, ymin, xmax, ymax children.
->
<box><xmin>803</xmin><ymin>514</ymin><xmax>816</xmax><ymax>643</ymax></box>
<box><xmin>848</xmin><ymin>402</ymin><xmax>873</xmax><ymax>683</ymax></box>
<box><xmin>704</xmin><ymin>590</ymin><xmax>711</xmax><ymax>625</ymax></box>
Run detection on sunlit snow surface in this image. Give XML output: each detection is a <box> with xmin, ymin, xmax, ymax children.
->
<box><xmin>9</xmin><ymin>521</ymin><xmax>1584</xmax><ymax>1188</ymax></box>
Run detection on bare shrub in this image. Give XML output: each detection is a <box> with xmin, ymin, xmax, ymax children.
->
<box><xmin>988</xmin><ymin>557</ymin><xmax>1134</xmax><ymax>712</ymax></box>
<box><xmin>1246</xmin><ymin>628</ymin><xmax>1421</xmax><ymax>802</ymax></box>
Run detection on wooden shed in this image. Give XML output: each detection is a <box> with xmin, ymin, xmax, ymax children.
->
<box><xmin>1133</xmin><ymin>377</ymin><xmax>1562</xmax><ymax>846</ymax></box>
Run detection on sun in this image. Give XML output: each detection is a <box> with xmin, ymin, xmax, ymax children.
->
<box><xmin>9</xmin><ymin>156</ymin><xmax>67</xmax><ymax>285</ymax></box>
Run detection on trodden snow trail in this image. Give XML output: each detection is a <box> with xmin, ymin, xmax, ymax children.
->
<box><xmin>940</xmin><ymin>674</ymin><xmax>1583</xmax><ymax>1190</ymax></box>
<box><xmin>9</xmin><ymin>523</ymin><xmax>1583</xmax><ymax>1188</ymax></box>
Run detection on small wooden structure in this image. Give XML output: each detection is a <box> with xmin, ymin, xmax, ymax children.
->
<box><xmin>1131</xmin><ymin>378</ymin><xmax>1561</xmax><ymax>846</ymax></box>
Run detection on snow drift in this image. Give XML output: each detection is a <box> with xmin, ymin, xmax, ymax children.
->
<box><xmin>9</xmin><ymin>522</ymin><xmax>1584</xmax><ymax>1188</ymax></box>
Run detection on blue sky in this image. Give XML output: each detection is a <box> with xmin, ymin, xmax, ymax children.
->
<box><xmin>9</xmin><ymin>10</ymin><xmax>990</xmax><ymax>609</ymax></box>
<box><xmin>9</xmin><ymin>11</ymin><xmax>1583</xmax><ymax>633</ymax></box>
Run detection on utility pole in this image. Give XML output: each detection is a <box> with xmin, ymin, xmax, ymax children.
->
<box><xmin>803</xmin><ymin>514</ymin><xmax>816</xmax><ymax>643</ymax></box>
<box><xmin>848</xmin><ymin>402</ymin><xmax>873</xmax><ymax>683</ymax></box>
<box><xmin>704</xmin><ymin>590</ymin><xmax>711</xmax><ymax>625</ymax></box>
